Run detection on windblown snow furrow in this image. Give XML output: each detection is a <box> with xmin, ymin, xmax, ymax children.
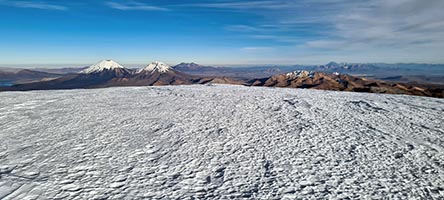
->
<box><xmin>0</xmin><ymin>85</ymin><xmax>443</xmax><ymax>199</ymax></box>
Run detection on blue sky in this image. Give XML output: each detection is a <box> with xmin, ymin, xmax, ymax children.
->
<box><xmin>0</xmin><ymin>0</ymin><xmax>444</xmax><ymax>66</ymax></box>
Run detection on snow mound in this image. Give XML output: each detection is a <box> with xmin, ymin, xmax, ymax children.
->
<box><xmin>286</xmin><ymin>70</ymin><xmax>315</xmax><ymax>79</ymax></box>
<box><xmin>137</xmin><ymin>61</ymin><xmax>171</xmax><ymax>74</ymax></box>
<box><xmin>80</xmin><ymin>60</ymin><xmax>125</xmax><ymax>74</ymax></box>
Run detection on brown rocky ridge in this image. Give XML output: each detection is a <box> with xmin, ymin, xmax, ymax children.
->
<box><xmin>247</xmin><ymin>70</ymin><xmax>444</xmax><ymax>98</ymax></box>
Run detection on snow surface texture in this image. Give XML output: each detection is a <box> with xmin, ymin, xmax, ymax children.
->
<box><xmin>80</xmin><ymin>60</ymin><xmax>125</xmax><ymax>74</ymax></box>
<box><xmin>137</xmin><ymin>61</ymin><xmax>171</xmax><ymax>74</ymax></box>
<box><xmin>0</xmin><ymin>85</ymin><xmax>444</xmax><ymax>199</ymax></box>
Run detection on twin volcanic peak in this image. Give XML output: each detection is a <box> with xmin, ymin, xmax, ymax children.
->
<box><xmin>80</xmin><ymin>60</ymin><xmax>172</xmax><ymax>74</ymax></box>
<box><xmin>2</xmin><ymin>60</ymin><xmax>442</xmax><ymax>98</ymax></box>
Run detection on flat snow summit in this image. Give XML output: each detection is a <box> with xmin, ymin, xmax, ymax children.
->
<box><xmin>0</xmin><ymin>85</ymin><xmax>443</xmax><ymax>199</ymax></box>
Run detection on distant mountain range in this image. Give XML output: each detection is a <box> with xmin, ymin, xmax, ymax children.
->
<box><xmin>248</xmin><ymin>71</ymin><xmax>443</xmax><ymax>98</ymax></box>
<box><xmin>0</xmin><ymin>60</ymin><xmax>240</xmax><ymax>91</ymax></box>
<box><xmin>173</xmin><ymin>62</ymin><xmax>444</xmax><ymax>84</ymax></box>
<box><xmin>0</xmin><ymin>69</ymin><xmax>61</xmax><ymax>86</ymax></box>
<box><xmin>1</xmin><ymin>60</ymin><xmax>443</xmax><ymax>98</ymax></box>
<box><xmin>173</xmin><ymin>62</ymin><xmax>281</xmax><ymax>78</ymax></box>
<box><xmin>2</xmin><ymin>61</ymin><xmax>444</xmax><ymax>83</ymax></box>
<box><xmin>301</xmin><ymin>62</ymin><xmax>444</xmax><ymax>77</ymax></box>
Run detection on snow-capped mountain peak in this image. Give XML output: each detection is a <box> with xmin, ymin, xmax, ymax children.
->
<box><xmin>286</xmin><ymin>70</ymin><xmax>315</xmax><ymax>79</ymax></box>
<box><xmin>80</xmin><ymin>60</ymin><xmax>125</xmax><ymax>74</ymax></box>
<box><xmin>137</xmin><ymin>61</ymin><xmax>171</xmax><ymax>73</ymax></box>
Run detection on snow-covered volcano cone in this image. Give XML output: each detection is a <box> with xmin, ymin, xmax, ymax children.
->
<box><xmin>137</xmin><ymin>61</ymin><xmax>171</xmax><ymax>74</ymax></box>
<box><xmin>81</xmin><ymin>60</ymin><xmax>126</xmax><ymax>74</ymax></box>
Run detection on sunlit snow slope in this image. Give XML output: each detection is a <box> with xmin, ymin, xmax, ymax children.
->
<box><xmin>0</xmin><ymin>85</ymin><xmax>443</xmax><ymax>199</ymax></box>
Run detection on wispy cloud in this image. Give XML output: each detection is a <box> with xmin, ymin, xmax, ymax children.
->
<box><xmin>213</xmin><ymin>0</ymin><xmax>444</xmax><ymax>58</ymax></box>
<box><xmin>241</xmin><ymin>46</ymin><xmax>275</xmax><ymax>52</ymax></box>
<box><xmin>2</xmin><ymin>0</ymin><xmax>443</xmax><ymax>64</ymax></box>
<box><xmin>225</xmin><ymin>25</ymin><xmax>260</xmax><ymax>32</ymax></box>
<box><xmin>250</xmin><ymin>35</ymin><xmax>303</xmax><ymax>43</ymax></box>
<box><xmin>106</xmin><ymin>1</ymin><xmax>169</xmax><ymax>11</ymax></box>
<box><xmin>304</xmin><ymin>40</ymin><xmax>347</xmax><ymax>49</ymax></box>
<box><xmin>193</xmin><ymin>1</ymin><xmax>274</xmax><ymax>9</ymax></box>
<box><xmin>314</xmin><ymin>0</ymin><xmax>444</xmax><ymax>50</ymax></box>
<box><xmin>188</xmin><ymin>1</ymin><xmax>301</xmax><ymax>10</ymax></box>
<box><xmin>0</xmin><ymin>0</ymin><xmax>67</xmax><ymax>10</ymax></box>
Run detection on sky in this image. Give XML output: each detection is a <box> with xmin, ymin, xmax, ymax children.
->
<box><xmin>0</xmin><ymin>0</ymin><xmax>444</xmax><ymax>66</ymax></box>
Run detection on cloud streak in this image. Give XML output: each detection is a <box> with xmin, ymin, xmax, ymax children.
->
<box><xmin>189</xmin><ymin>1</ymin><xmax>298</xmax><ymax>9</ymax></box>
<box><xmin>322</xmin><ymin>0</ymin><xmax>444</xmax><ymax>49</ymax></box>
<box><xmin>207</xmin><ymin>0</ymin><xmax>444</xmax><ymax>62</ymax></box>
<box><xmin>106</xmin><ymin>1</ymin><xmax>169</xmax><ymax>11</ymax></box>
<box><xmin>2</xmin><ymin>0</ymin><xmax>443</xmax><ymax>64</ymax></box>
<box><xmin>225</xmin><ymin>25</ymin><xmax>260</xmax><ymax>32</ymax></box>
<box><xmin>0</xmin><ymin>0</ymin><xmax>67</xmax><ymax>10</ymax></box>
<box><xmin>241</xmin><ymin>46</ymin><xmax>275</xmax><ymax>52</ymax></box>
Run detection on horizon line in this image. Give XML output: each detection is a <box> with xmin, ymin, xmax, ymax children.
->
<box><xmin>1</xmin><ymin>61</ymin><xmax>444</xmax><ymax>69</ymax></box>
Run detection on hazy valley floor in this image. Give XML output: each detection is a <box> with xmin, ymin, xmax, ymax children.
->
<box><xmin>0</xmin><ymin>85</ymin><xmax>443</xmax><ymax>199</ymax></box>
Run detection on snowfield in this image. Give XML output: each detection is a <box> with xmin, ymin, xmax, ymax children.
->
<box><xmin>0</xmin><ymin>85</ymin><xmax>443</xmax><ymax>199</ymax></box>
